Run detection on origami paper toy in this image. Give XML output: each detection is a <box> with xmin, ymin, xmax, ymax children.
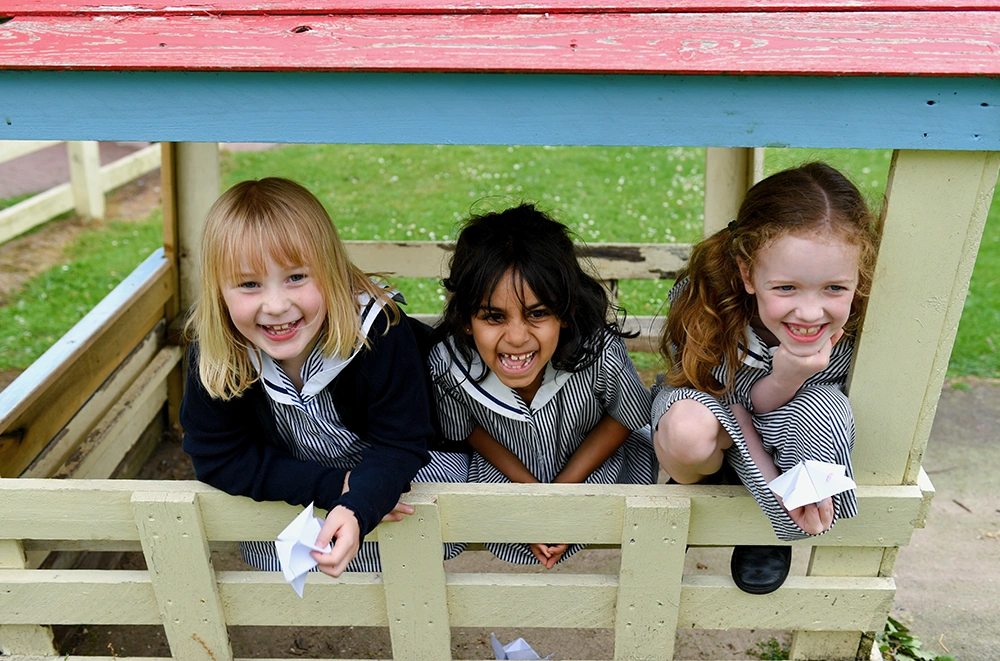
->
<box><xmin>768</xmin><ymin>459</ymin><xmax>857</xmax><ymax>511</ymax></box>
<box><xmin>275</xmin><ymin>503</ymin><xmax>332</xmax><ymax>597</ymax></box>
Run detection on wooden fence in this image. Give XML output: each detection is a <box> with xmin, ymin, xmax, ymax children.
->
<box><xmin>0</xmin><ymin>141</ymin><xmax>161</xmax><ymax>245</ymax></box>
<box><xmin>0</xmin><ymin>476</ymin><xmax>930</xmax><ymax>661</ymax></box>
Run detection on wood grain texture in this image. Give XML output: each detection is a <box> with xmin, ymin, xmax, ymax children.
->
<box><xmin>2</xmin><ymin>12</ymin><xmax>999</xmax><ymax>75</ymax></box>
<box><xmin>0</xmin><ymin>251</ymin><xmax>171</xmax><ymax>477</ymax></box>
<box><xmin>5</xmin><ymin>1</ymin><xmax>999</xmax><ymax>15</ymax></box>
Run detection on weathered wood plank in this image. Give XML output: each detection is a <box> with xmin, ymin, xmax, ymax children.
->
<box><xmin>22</xmin><ymin>324</ymin><xmax>164</xmax><ymax>478</ymax></box>
<box><xmin>613</xmin><ymin>496</ymin><xmax>689</xmax><ymax>661</ymax></box>
<box><xmin>0</xmin><ymin>480</ymin><xmax>925</xmax><ymax>547</ymax></box>
<box><xmin>848</xmin><ymin>151</ymin><xmax>1000</xmax><ymax>484</ymax></box>
<box><xmin>347</xmin><ymin>240</ymin><xmax>687</xmax><ymax>281</ymax></box>
<box><xmin>0</xmin><ymin>541</ymin><xmax>56</xmax><ymax>655</ymax></box>
<box><xmin>2</xmin><ymin>13</ymin><xmax>999</xmax><ymax>76</ymax></box>
<box><xmin>0</xmin><ymin>183</ymin><xmax>74</xmax><ymax>246</ymax></box>
<box><xmin>132</xmin><ymin>492</ymin><xmax>233</xmax><ymax>661</ymax></box>
<box><xmin>56</xmin><ymin>345</ymin><xmax>181</xmax><ymax>479</ymax></box>
<box><xmin>0</xmin><ymin>250</ymin><xmax>171</xmax><ymax>477</ymax></box>
<box><xmin>0</xmin><ymin>140</ymin><xmax>60</xmax><ymax>164</ymax></box>
<box><xmin>6</xmin><ymin>1</ymin><xmax>997</xmax><ymax>15</ymax></box>
<box><xmin>380</xmin><ymin>492</ymin><xmax>452</xmax><ymax>660</ymax></box>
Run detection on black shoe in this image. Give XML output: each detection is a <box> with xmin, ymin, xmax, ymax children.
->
<box><xmin>730</xmin><ymin>545</ymin><xmax>791</xmax><ymax>594</ymax></box>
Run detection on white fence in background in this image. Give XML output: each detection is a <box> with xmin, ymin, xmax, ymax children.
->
<box><xmin>0</xmin><ymin>141</ymin><xmax>161</xmax><ymax>245</ymax></box>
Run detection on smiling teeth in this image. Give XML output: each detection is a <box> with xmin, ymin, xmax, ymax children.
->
<box><xmin>788</xmin><ymin>326</ymin><xmax>820</xmax><ymax>337</ymax></box>
<box><xmin>264</xmin><ymin>322</ymin><xmax>294</xmax><ymax>332</ymax></box>
<box><xmin>499</xmin><ymin>351</ymin><xmax>535</xmax><ymax>368</ymax></box>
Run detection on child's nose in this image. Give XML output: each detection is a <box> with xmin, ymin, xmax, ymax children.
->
<box><xmin>261</xmin><ymin>288</ymin><xmax>291</xmax><ymax>316</ymax></box>
<box><xmin>796</xmin><ymin>296</ymin><xmax>824</xmax><ymax>321</ymax></box>
<box><xmin>504</xmin><ymin>319</ymin><xmax>530</xmax><ymax>345</ymax></box>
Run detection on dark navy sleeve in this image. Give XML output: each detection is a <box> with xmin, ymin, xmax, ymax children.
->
<box><xmin>180</xmin><ymin>345</ymin><xmax>350</xmax><ymax>512</ymax></box>
<box><xmin>331</xmin><ymin>310</ymin><xmax>434</xmax><ymax>536</ymax></box>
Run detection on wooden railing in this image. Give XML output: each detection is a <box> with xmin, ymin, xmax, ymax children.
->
<box><xmin>0</xmin><ymin>141</ymin><xmax>161</xmax><ymax>245</ymax></box>
<box><xmin>0</xmin><ymin>477</ymin><xmax>931</xmax><ymax>661</ymax></box>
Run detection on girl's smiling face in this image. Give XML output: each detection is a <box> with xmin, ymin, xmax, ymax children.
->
<box><xmin>469</xmin><ymin>269</ymin><xmax>565</xmax><ymax>404</ymax></box>
<box><xmin>740</xmin><ymin>231</ymin><xmax>860</xmax><ymax>355</ymax></box>
<box><xmin>223</xmin><ymin>254</ymin><xmax>327</xmax><ymax>378</ymax></box>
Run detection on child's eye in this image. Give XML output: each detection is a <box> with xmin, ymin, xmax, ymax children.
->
<box><xmin>237</xmin><ymin>281</ymin><xmax>259</xmax><ymax>290</ymax></box>
<box><xmin>776</xmin><ymin>285</ymin><xmax>795</xmax><ymax>292</ymax></box>
<box><xmin>479</xmin><ymin>312</ymin><xmax>504</xmax><ymax>323</ymax></box>
<box><xmin>527</xmin><ymin>309</ymin><xmax>552</xmax><ymax>320</ymax></box>
<box><xmin>828</xmin><ymin>285</ymin><xmax>849</xmax><ymax>292</ymax></box>
<box><xmin>289</xmin><ymin>273</ymin><xmax>307</xmax><ymax>283</ymax></box>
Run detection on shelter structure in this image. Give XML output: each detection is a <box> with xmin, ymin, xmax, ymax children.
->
<box><xmin>1</xmin><ymin>2</ymin><xmax>999</xmax><ymax>660</ymax></box>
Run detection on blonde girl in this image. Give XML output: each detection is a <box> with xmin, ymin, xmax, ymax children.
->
<box><xmin>652</xmin><ymin>162</ymin><xmax>878</xmax><ymax>593</ymax></box>
<box><xmin>181</xmin><ymin>177</ymin><xmax>450</xmax><ymax>576</ymax></box>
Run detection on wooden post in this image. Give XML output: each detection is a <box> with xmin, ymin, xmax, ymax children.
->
<box><xmin>379</xmin><ymin>492</ymin><xmax>453</xmax><ymax>661</ymax></box>
<box><xmin>0</xmin><ymin>539</ymin><xmax>56</xmax><ymax>655</ymax></box>
<box><xmin>173</xmin><ymin>142</ymin><xmax>221</xmax><ymax>315</ymax></box>
<box><xmin>703</xmin><ymin>148</ymin><xmax>757</xmax><ymax>238</ymax></box>
<box><xmin>613</xmin><ymin>496</ymin><xmax>689</xmax><ymax>661</ymax></box>
<box><xmin>67</xmin><ymin>141</ymin><xmax>105</xmax><ymax>220</ymax></box>
<box><xmin>790</xmin><ymin>150</ymin><xmax>1000</xmax><ymax>660</ymax></box>
<box><xmin>132</xmin><ymin>490</ymin><xmax>233</xmax><ymax>661</ymax></box>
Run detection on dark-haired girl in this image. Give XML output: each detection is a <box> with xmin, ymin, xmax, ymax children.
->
<box><xmin>430</xmin><ymin>203</ymin><xmax>657</xmax><ymax>568</ymax></box>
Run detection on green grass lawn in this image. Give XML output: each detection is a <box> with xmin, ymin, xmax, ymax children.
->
<box><xmin>0</xmin><ymin>145</ymin><xmax>997</xmax><ymax>379</ymax></box>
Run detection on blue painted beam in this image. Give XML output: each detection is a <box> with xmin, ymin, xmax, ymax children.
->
<box><xmin>1</xmin><ymin>71</ymin><xmax>997</xmax><ymax>149</ymax></box>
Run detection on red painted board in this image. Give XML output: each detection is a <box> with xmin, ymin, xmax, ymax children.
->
<box><xmin>1</xmin><ymin>11</ymin><xmax>999</xmax><ymax>75</ymax></box>
<box><xmin>3</xmin><ymin>0</ymin><xmax>999</xmax><ymax>15</ymax></box>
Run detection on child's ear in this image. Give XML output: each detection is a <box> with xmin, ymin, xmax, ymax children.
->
<box><xmin>738</xmin><ymin>258</ymin><xmax>755</xmax><ymax>295</ymax></box>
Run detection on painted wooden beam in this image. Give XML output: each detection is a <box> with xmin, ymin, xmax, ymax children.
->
<box><xmin>1</xmin><ymin>72</ymin><xmax>997</xmax><ymax>149</ymax></box>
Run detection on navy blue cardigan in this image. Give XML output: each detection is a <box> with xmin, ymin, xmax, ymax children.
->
<box><xmin>180</xmin><ymin>309</ymin><xmax>433</xmax><ymax>538</ymax></box>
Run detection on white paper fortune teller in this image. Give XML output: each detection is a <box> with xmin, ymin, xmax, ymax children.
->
<box><xmin>490</xmin><ymin>633</ymin><xmax>553</xmax><ymax>660</ymax></box>
<box><xmin>767</xmin><ymin>459</ymin><xmax>857</xmax><ymax>512</ymax></box>
<box><xmin>275</xmin><ymin>503</ymin><xmax>332</xmax><ymax>598</ymax></box>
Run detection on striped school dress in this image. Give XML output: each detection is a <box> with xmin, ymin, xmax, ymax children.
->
<box><xmin>651</xmin><ymin>281</ymin><xmax>858</xmax><ymax>542</ymax></box>
<box><xmin>430</xmin><ymin>329</ymin><xmax>657</xmax><ymax>565</ymax></box>
<box><xmin>239</xmin><ymin>293</ymin><xmax>467</xmax><ymax>574</ymax></box>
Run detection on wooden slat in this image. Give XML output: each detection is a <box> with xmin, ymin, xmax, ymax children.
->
<box><xmin>0</xmin><ymin>250</ymin><xmax>171</xmax><ymax>477</ymax></box>
<box><xmin>380</xmin><ymin>492</ymin><xmax>453</xmax><ymax>660</ymax></box>
<box><xmin>347</xmin><ymin>240</ymin><xmax>687</xmax><ymax>281</ymax></box>
<box><xmin>677</xmin><ymin>575</ymin><xmax>895</xmax><ymax>631</ymax></box>
<box><xmin>613</xmin><ymin>496</ymin><xmax>689</xmax><ymax>661</ymax></box>
<box><xmin>5</xmin><ymin>1</ymin><xmax>998</xmax><ymax>15</ymax></box>
<box><xmin>0</xmin><ymin>140</ymin><xmax>60</xmax><ymax>164</ymax></box>
<box><xmin>56</xmin><ymin>345</ymin><xmax>182</xmax><ymax>478</ymax></box>
<box><xmin>0</xmin><ymin>480</ymin><xmax>926</xmax><ymax>548</ymax></box>
<box><xmin>0</xmin><ymin>183</ymin><xmax>75</xmax><ymax>246</ymax></box>
<box><xmin>2</xmin><ymin>13</ymin><xmax>999</xmax><ymax>76</ymax></box>
<box><xmin>22</xmin><ymin>324</ymin><xmax>164</xmax><ymax>478</ymax></box>
<box><xmin>132</xmin><ymin>492</ymin><xmax>233</xmax><ymax>661</ymax></box>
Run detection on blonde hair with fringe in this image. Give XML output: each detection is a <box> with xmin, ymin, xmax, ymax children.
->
<box><xmin>660</xmin><ymin>162</ymin><xmax>880</xmax><ymax>397</ymax></box>
<box><xmin>186</xmin><ymin>178</ymin><xmax>398</xmax><ymax>400</ymax></box>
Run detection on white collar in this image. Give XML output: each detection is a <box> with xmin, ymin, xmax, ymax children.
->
<box><xmin>251</xmin><ymin>291</ymin><xmax>391</xmax><ymax>406</ymax></box>
<box><xmin>740</xmin><ymin>325</ymin><xmax>774</xmax><ymax>370</ymax></box>
<box><xmin>440</xmin><ymin>337</ymin><xmax>572</xmax><ymax>422</ymax></box>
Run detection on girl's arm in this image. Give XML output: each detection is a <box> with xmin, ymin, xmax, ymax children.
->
<box><xmin>467</xmin><ymin>425</ymin><xmax>539</xmax><ymax>483</ymax></box>
<box><xmin>750</xmin><ymin>330</ymin><xmax>843</xmax><ymax>413</ymax></box>
<box><xmin>554</xmin><ymin>414</ymin><xmax>631</xmax><ymax>483</ymax></box>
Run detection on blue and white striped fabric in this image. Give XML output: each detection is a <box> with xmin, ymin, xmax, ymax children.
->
<box><xmin>239</xmin><ymin>292</ymin><xmax>467</xmax><ymax>573</ymax></box>
<box><xmin>651</xmin><ymin>282</ymin><xmax>858</xmax><ymax>542</ymax></box>
<box><xmin>431</xmin><ymin>329</ymin><xmax>657</xmax><ymax>566</ymax></box>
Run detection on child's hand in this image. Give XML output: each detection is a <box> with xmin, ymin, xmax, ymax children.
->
<box><xmin>530</xmin><ymin>543</ymin><xmax>569</xmax><ymax>570</ymax></box>
<box><xmin>343</xmin><ymin>470</ymin><xmax>414</xmax><ymax>522</ymax></box>
<box><xmin>772</xmin><ymin>329</ymin><xmax>844</xmax><ymax>386</ymax></box>
<box><xmin>784</xmin><ymin>497</ymin><xmax>834</xmax><ymax>535</ymax></box>
<box><xmin>311</xmin><ymin>505</ymin><xmax>361</xmax><ymax>577</ymax></box>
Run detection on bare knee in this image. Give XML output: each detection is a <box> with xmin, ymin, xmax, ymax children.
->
<box><xmin>654</xmin><ymin>399</ymin><xmax>728</xmax><ymax>483</ymax></box>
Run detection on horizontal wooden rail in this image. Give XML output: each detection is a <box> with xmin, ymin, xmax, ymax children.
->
<box><xmin>0</xmin><ymin>249</ymin><xmax>172</xmax><ymax>477</ymax></box>
<box><xmin>0</xmin><ymin>479</ymin><xmax>916</xmax><ymax>661</ymax></box>
<box><xmin>0</xmin><ymin>143</ymin><xmax>160</xmax><ymax>245</ymax></box>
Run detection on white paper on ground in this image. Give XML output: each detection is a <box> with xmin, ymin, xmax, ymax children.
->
<box><xmin>275</xmin><ymin>503</ymin><xmax>332</xmax><ymax>597</ymax></box>
<box><xmin>767</xmin><ymin>459</ymin><xmax>857</xmax><ymax>512</ymax></box>
<box><xmin>490</xmin><ymin>633</ymin><xmax>552</xmax><ymax>660</ymax></box>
